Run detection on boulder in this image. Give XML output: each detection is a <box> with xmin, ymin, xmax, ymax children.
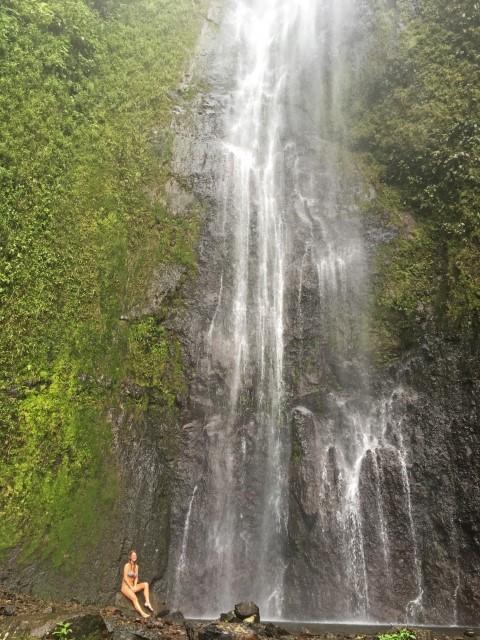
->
<box><xmin>219</xmin><ymin>612</ymin><xmax>239</xmax><ymax>623</ymax></box>
<box><xmin>105</xmin><ymin>617</ymin><xmax>159</xmax><ymax>640</ymax></box>
<box><xmin>234</xmin><ymin>603</ymin><xmax>260</xmax><ymax>622</ymax></box>
<box><xmin>114</xmin><ymin>593</ymin><xmax>138</xmax><ymax>619</ymax></box>
<box><xmin>198</xmin><ymin>624</ymin><xmax>234</xmax><ymax>640</ymax></box>
<box><xmin>67</xmin><ymin>614</ymin><xmax>107</xmax><ymax>640</ymax></box>
<box><xmin>113</xmin><ymin>591</ymin><xmax>169</xmax><ymax>619</ymax></box>
<box><xmin>0</xmin><ymin>606</ymin><xmax>16</xmax><ymax>616</ymax></box>
<box><xmin>264</xmin><ymin>623</ymin><xmax>291</xmax><ymax>637</ymax></box>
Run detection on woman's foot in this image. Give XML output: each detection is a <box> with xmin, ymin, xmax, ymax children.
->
<box><xmin>145</xmin><ymin>603</ymin><xmax>154</xmax><ymax>613</ymax></box>
<box><xmin>141</xmin><ymin>613</ymin><xmax>150</xmax><ymax>619</ymax></box>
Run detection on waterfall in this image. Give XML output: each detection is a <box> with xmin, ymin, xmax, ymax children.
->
<box><xmin>166</xmin><ymin>0</ymin><xmax>428</xmax><ymax>623</ymax></box>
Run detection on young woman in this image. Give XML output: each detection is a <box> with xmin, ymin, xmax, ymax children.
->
<box><xmin>121</xmin><ymin>550</ymin><xmax>154</xmax><ymax>619</ymax></box>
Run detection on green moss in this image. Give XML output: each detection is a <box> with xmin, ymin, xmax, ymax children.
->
<box><xmin>290</xmin><ymin>436</ymin><xmax>303</xmax><ymax>463</ymax></box>
<box><xmin>0</xmin><ymin>0</ymin><xmax>208</xmax><ymax>572</ymax></box>
<box><xmin>126</xmin><ymin>316</ymin><xmax>186</xmax><ymax>407</ymax></box>
<box><xmin>348</xmin><ymin>0</ymin><xmax>480</xmax><ymax>355</ymax></box>
<box><xmin>0</xmin><ymin>359</ymin><xmax>120</xmax><ymax>566</ymax></box>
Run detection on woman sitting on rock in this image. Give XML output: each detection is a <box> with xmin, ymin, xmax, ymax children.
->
<box><xmin>121</xmin><ymin>550</ymin><xmax>154</xmax><ymax>619</ymax></box>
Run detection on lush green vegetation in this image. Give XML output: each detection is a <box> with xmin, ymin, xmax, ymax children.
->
<box><xmin>350</xmin><ymin>0</ymin><xmax>480</xmax><ymax>354</ymax></box>
<box><xmin>0</xmin><ymin>0</ymin><xmax>206</xmax><ymax>568</ymax></box>
<box><xmin>53</xmin><ymin>622</ymin><xmax>73</xmax><ymax>640</ymax></box>
<box><xmin>377</xmin><ymin>629</ymin><xmax>415</xmax><ymax>640</ymax></box>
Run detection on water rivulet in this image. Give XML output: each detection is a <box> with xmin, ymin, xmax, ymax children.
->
<box><xmin>161</xmin><ymin>0</ymin><xmax>480</xmax><ymax>624</ymax></box>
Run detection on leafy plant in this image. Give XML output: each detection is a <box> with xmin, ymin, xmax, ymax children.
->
<box><xmin>52</xmin><ymin>622</ymin><xmax>73</xmax><ymax>640</ymax></box>
<box><xmin>378</xmin><ymin>629</ymin><xmax>416</xmax><ymax>640</ymax></box>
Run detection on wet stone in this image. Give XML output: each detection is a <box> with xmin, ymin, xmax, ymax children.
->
<box><xmin>114</xmin><ymin>593</ymin><xmax>138</xmax><ymax>619</ymax></box>
<box><xmin>186</xmin><ymin>622</ymin><xmax>196</xmax><ymax>640</ymax></box>
<box><xmin>264</xmin><ymin>623</ymin><xmax>291</xmax><ymax>637</ymax></box>
<box><xmin>170</xmin><ymin>612</ymin><xmax>186</xmax><ymax>624</ymax></box>
<box><xmin>67</xmin><ymin>613</ymin><xmax>108</xmax><ymax>640</ymax></box>
<box><xmin>198</xmin><ymin>624</ymin><xmax>234</xmax><ymax>640</ymax></box>
<box><xmin>234</xmin><ymin>603</ymin><xmax>259</xmax><ymax>622</ymax></box>
<box><xmin>220</xmin><ymin>613</ymin><xmax>239</xmax><ymax>623</ymax></box>
<box><xmin>0</xmin><ymin>605</ymin><xmax>16</xmax><ymax>616</ymax></box>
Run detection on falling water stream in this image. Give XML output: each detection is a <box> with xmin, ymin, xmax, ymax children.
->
<box><xmin>167</xmin><ymin>0</ymin><xmax>427</xmax><ymax>622</ymax></box>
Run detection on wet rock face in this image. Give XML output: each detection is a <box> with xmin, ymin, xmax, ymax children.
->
<box><xmin>163</xmin><ymin>0</ymin><xmax>379</xmax><ymax>613</ymax></box>
<box><xmin>285</xmin><ymin>328</ymin><xmax>480</xmax><ymax>624</ymax></box>
<box><xmin>359</xmin><ymin>447</ymin><xmax>419</xmax><ymax>618</ymax></box>
<box><xmin>124</xmin><ymin>264</ymin><xmax>187</xmax><ymax>321</ymax></box>
<box><xmin>161</xmin><ymin>0</ymin><xmax>480</xmax><ymax>627</ymax></box>
<box><xmin>0</xmin><ymin>392</ymin><xmax>175</xmax><ymax>604</ymax></box>
<box><xmin>397</xmin><ymin>334</ymin><xmax>480</xmax><ymax>625</ymax></box>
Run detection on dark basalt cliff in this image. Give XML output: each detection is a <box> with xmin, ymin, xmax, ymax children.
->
<box><xmin>157</xmin><ymin>0</ymin><xmax>480</xmax><ymax>625</ymax></box>
<box><xmin>285</xmin><ymin>330</ymin><xmax>480</xmax><ymax>623</ymax></box>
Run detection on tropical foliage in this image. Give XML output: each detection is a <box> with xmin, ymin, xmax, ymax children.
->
<box><xmin>351</xmin><ymin>0</ymin><xmax>480</xmax><ymax>351</ymax></box>
<box><xmin>0</xmin><ymin>0</ymin><xmax>205</xmax><ymax>566</ymax></box>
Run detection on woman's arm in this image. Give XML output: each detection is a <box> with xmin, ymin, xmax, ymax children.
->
<box><xmin>134</xmin><ymin>565</ymin><xmax>138</xmax><ymax>587</ymax></box>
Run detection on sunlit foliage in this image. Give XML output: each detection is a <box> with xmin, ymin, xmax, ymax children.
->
<box><xmin>0</xmin><ymin>0</ymin><xmax>205</xmax><ymax>570</ymax></box>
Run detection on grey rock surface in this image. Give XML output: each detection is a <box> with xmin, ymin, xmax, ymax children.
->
<box><xmin>159</xmin><ymin>0</ymin><xmax>480</xmax><ymax>626</ymax></box>
<box><xmin>198</xmin><ymin>624</ymin><xmax>234</xmax><ymax>640</ymax></box>
<box><xmin>126</xmin><ymin>263</ymin><xmax>186</xmax><ymax>320</ymax></box>
<box><xmin>0</xmin><ymin>612</ymin><xmax>105</xmax><ymax>639</ymax></box>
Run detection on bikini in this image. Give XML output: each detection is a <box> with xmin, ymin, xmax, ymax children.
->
<box><xmin>126</xmin><ymin>569</ymin><xmax>152</xmax><ymax>612</ymax></box>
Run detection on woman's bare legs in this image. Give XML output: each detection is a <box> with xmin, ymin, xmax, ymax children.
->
<box><xmin>121</xmin><ymin>584</ymin><xmax>149</xmax><ymax>618</ymax></box>
<box><xmin>136</xmin><ymin>582</ymin><xmax>153</xmax><ymax>611</ymax></box>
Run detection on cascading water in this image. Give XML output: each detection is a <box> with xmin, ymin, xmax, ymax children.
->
<box><xmin>164</xmin><ymin>0</ymin><xmax>428</xmax><ymax>623</ymax></box>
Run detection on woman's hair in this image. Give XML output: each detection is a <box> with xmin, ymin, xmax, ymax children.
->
<box><xmin>128</xmin><ymin>550</ymin><xmax>137</xmax><ymax>563</ymax></box>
